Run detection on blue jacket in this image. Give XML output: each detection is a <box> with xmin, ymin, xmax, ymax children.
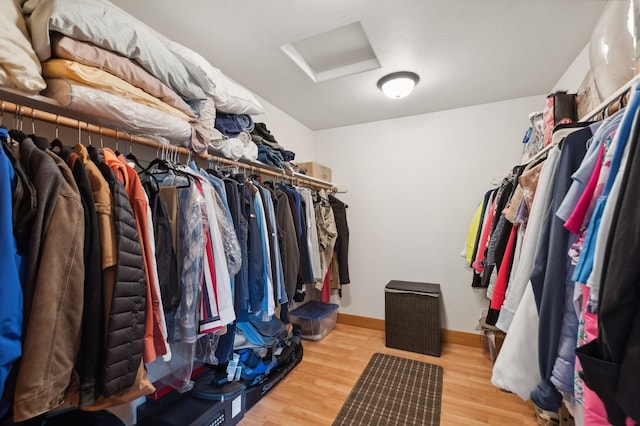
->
<box><xmin>0</xmin><ymin>137</ymin><xmax>23</xmax><ymax>399</ymax></box>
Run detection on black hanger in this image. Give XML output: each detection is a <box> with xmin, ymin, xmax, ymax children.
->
<box><xmin>49</xmin><ymin>138</ymin><xmax>64</xmax><ymax>153</ymax></box>
<box><xmin>527</xmin><ymin>152</ymin><xmax>548</xmax><ymax>169</ymax></box>
<box><xmin>144</xmin><ymin>155</ymin><xmax>192</xmax><ymax>189</ymax></box>
<box><xmin>9</xmin><ymin>129</ymin><xmax>26</xmax><ymax>143</ymax></box>
<box><xmin>126</xmin><ymin>152</ymin><xmax>146</xmax><ymax>171</ymax></box>
<box><xmin>128</xmin><ymin>151</ymin><xmax>161</xmax><ymax>190</ymax></box>
<box><xmin>206</xmin><ymin>167</ymin><xmax>225</xmax><ymax>179</ymax></box>
<box><xmin>146</xmin><ymin>156</ymin><xmax>170</xmax><ymax>173</ymax></box>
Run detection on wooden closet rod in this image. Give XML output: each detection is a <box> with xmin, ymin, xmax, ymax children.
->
<box><xmin>0</xmin><ymin>97</ymin><xmax>334</xmax><ymax>190</ymax></box>
<box><xmin>2</xmin><ymin>98</ymin><xmax>181</xmax><ymax>153</ymax></box>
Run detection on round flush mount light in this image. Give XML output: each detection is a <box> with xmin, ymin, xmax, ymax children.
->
<box><xmin>377</xmin><ymin>71</ymin><xmax>420</xmax><ymax>99</ymax></box>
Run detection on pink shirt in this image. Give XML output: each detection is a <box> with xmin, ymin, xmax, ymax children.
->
<box><xmin>564</xmin><ymin>142</ymin><xmax>606</xmax><ymax>235</ymax></box>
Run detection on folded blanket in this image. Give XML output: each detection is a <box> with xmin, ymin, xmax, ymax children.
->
<box><xmin>242</xmin><ymin>140</ymin><xmax>258</xmax><ymax>162</ymax></box>
<box><xmin>281</xmin><ymin>150</ymin><xmax>296</xmax><ymax>162</ymax></box>
<box><xmin>252</xmin><ymin>122</ymin><xmax>278</xmax><ymax>143</ymax></box>
<box><xmin>257</xmin><ymin>145</ymin><xmax>284</xmax><ymax>169</ymax></box>
<box><xmin>50</xmin><ymin>32</ymin><xmax>195</xmax><ymax>118</ymax></box>
<box><xmin>42</xmin><ymin>59</ymin><xmax>193</xmax><ymax>121</ymax></box>
<box><xmin>215</xmin><ymin>112</ymin><xmax>254</xmax><ymax>136</ymax></box>
<box><xmin>251</xmin><ymin>133</ymin><xmax>284</xmax><ymax>151</ymax></box>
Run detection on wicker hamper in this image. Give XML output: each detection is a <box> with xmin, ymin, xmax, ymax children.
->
<box><xmin>384</xmin><ymin>280</ymin><xmax>441</xmax><ymax>357</ymax></box>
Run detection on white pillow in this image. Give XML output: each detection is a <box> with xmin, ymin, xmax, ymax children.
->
<box><xmin>148</xmin><ymin>30</ymin><xmax>265</xmax><ymax>115</ymax></box>
<box><xmin>216</xmin><ymin>73</ymin><xmax>265</xmax><ymax>116</ymax></box>
<box><xmin>0</xmin><ymin>0</ymin><xmax>46</xmax><ymax>94</ymax></box>
<box><xmin>22</xmin><ymin>0</ymin><xmax>206</xmax><ymax>101</ymax></box>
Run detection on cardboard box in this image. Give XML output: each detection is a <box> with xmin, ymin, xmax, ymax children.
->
<box><xmin>297</xmin><ymin>161</ymin><xmax>332</xmax><ymax>182</ymax></box>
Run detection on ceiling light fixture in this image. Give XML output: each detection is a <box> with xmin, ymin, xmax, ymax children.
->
<box><xmin>377</xmin><ymin>71</ymin><xmax>420</xmax><ymax>99</ymax></box>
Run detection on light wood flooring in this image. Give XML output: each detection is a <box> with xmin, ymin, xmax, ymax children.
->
<box><xmin>241</xmin><ymin>323</ymin><xmax>539</xmax><ymax>425</ymax></box>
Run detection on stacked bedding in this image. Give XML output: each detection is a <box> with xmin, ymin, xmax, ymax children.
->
<box><xmin>15</xmin><ymin>0</ymin><xmax>267</xmax><ymax>154</ymax></box>
<box><xmin>23</xmin><ymin>0</ymin><xmax>203</xmax><ymax>149</ymax></box>
<box><xmin>0</xmin><ymin>0</ymin><xmax>46</xmax><ymax>94</ymax></box>
<box><xmin>1</xmin><ymin>0</ymin><xmax>299</xmax><ymax>161</ymax></box>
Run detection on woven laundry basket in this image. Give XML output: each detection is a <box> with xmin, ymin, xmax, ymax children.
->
<box><xmin>384</xmin><ymin>280</ymin><xmax>441</xmax><ymax>357</ymax></box>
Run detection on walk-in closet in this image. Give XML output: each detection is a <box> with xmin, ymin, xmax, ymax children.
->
<box><xmin>0</xmin><ymin>1</ymin><xmax>637</xmax><ymax>425</ymax></box>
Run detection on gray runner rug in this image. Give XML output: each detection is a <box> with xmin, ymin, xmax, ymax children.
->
<box><xmin>333</xmin><ymin>352</ymin><xmax>443</xmax><ymax>426</ymax></box>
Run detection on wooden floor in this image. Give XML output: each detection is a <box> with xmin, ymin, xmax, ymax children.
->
<box><xmin>241</xmin><ymin>324</ymin><xmax>538</xmax><ymax>425</ymax></box>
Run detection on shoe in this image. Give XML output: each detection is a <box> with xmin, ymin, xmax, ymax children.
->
<box><xmin>533</xmin><ymin>402</ymin><xmax>560</xmax><ymax>426</ymax></box>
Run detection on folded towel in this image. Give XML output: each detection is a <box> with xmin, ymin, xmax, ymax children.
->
<box><xmin>220</xmin><ymin>138</ymin><xmax>244</xmax><ymax>161</ymax></box>
<box><xmin>235</xmin><ymin>114</ymin><xmax>255</xmax><ymax>133</ymax></box>
<box><xmin>208</xmin><ymin>136</ymin><xmax>226</xmax><ymax>151</ymax></box>
<box><xmin>227</xmin><ymin>138</ymin><xmax>244</xmax><ymax>161</ymax></box>
<box><xmin>238</xmin><ymin>131</ymin><xmax>251</xmax><ymax>144</ymax></box>
<box><xmin>242</xmin><ymin>140</ymin><xmax>258</xmax><ymax>162</ymax></box>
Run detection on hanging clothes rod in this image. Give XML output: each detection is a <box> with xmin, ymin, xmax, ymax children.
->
<box><xmin>0</xmin><ymin>96</ymin><xmax>334</xmax><ymax>190</ymax></box>
<box><xmin>1</xmin><ymin>98</ymin><xmax>179</xmax><ymax>153</ymax></box>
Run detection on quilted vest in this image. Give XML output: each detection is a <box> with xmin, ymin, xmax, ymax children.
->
<box><xmin>90</xmin><ymin>147</ymin><xmax>146</xmax><ymax>397</ymax></box>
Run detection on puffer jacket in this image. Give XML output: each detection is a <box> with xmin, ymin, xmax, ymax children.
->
<box><xmin>89</xmin><ymin>147</ymin><xmax>146</xmax><ymax>397</ymax></box>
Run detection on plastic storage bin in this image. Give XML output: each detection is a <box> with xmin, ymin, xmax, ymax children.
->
<box><xmin>385</xmin><ymin>280</ymin><xmax>441</xmax><ymax>357</ymax></box>
<box><xmin>289</xmin><ymin>301</ymin><xmax>339</xmax><ymax>340</ymax></box>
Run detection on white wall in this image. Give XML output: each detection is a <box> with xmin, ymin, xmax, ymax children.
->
<box><xmin>252</xmin><ymin>95</ymin><xmax>315</xmax><ymax>162</ymax></box>
<box><xmin>314</xmin><ymin>95</ymin><xmax>545</xmax><ymax>333</ymax></box>
<box><xmin>552</xmin><ymin>42</ymin><xmax>590</xmax><ymax>93</ymax></box>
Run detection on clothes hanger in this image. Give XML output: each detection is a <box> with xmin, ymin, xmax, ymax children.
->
<box><xmin>14</xmin><ymin>105</ymin><xmax>23</xmax><ymax>132</ymax></box>
<box><xmin>145</xmin><ymin>144</ymin><xmax>171</xmax><ymax>172</ymax></box>
<box><xmin>9</xmin><ymin>106</ymin><xmax>27</xmax><ymax>143</ymax></box>
<box><xmin>126</xmin><ymin>152</ymin><xmax>145</xmax><ymax>171</ymax></box>
<box><xmin>125</xmin><ymin>135</ymin><xmax>147</xmax><ymax>171</ymax></box>
<box><xmin>206</xmin><ymin>157</ymin><xmax>225</xmax><ymax>178</ymax></box>
<box><xmin>114</xmin><ymin>130</ymin><xmax>121</xmax><ymax>156</ymax></box>
<box><xmin>145</xmin><ymin>144</ymin><xmax>192</xmax><ymax>188</ymax></box>
<box><xmin>86</xmin><ymin>123</ymin><xmax>92</xmax><ymax>147</ymax></box>
<box><xmin>49</xmin><ymin>138</ymin><xmax>64</xmax><ymax>152</ymax></box>
<box><xmin>0</xmin><ymin>104</ymin><xmax>14</xmax><ymax>145</ymax></box>
<box><xmin>129</xmin><ymin>140</ymin><xmax>163</xmax><ymax>189</ymax></box>
<box><xmin>30</xmin><ymin>109</ymin><xmax>36</xmax><ymax>136</ymax></box>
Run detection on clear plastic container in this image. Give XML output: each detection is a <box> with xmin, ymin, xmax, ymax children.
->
<box><xmin>289</xmin><ymin>301</ymin><xmax>339</xmax><ymax>341</ymax></box>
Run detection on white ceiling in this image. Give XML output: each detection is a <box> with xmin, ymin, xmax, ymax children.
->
<box><xmin>110</xmin><ymin>0</ymin><xmax>608</xmax><ymax>130</ymax></box>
